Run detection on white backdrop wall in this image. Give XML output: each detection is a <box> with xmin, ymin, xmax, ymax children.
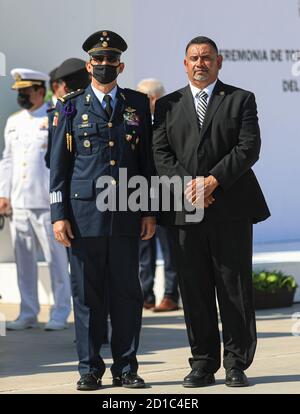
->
<box><xmin>0</xmin><ymin>0</ymin><xmax>299</xmax><ymax>261</ymax></box>
<box><xmin>132</xmin><ymin>0</ymin><xmax>300</xmax><ymax>245</ymax></box>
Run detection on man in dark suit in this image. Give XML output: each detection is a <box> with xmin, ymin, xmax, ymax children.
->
<box><xmin>153</xmin><ymin>36</ymin><xmax>270</xmax><ymax>388</ymax></box>
<box><xmin>50</xmin><ymin>30</ymin><xmax>156</xmax><ymax>390</ymax></box>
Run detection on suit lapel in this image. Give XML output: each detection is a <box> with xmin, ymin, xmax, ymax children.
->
<box><xmin>199</xmin><ymin>79</ymin><xmax>226</xmax><ymax>144</ymax></box>
<box><xmin>111</xmin><ymin>86</ymin><xmax>126</xmax><ymax>122</ymax></box>
<box><xmin>180</xmin><ymin>85</ymin><xmax>200</xmax><ymax>138</ymax></box>
<box><xmin>111</xmin><ymin>87</ymin><xmax>126</xmax><ymax>164</ymax></box>
<box><xmin>176</xmin><ymin>86</ymin><xmax>200</xmax><ymax>176</ymax></box>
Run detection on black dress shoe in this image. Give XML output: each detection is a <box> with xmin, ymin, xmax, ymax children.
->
<box><xmin>112</xmin><ymin>372</ymin><xmax>146</xmax><ymax>388</ymax></box>
<box><xmin>225</xmin><ymin>369</ymin><xmax>249</xmax><ymax>387</ymax></box>
<box><xmin>77</xmin><ymin>373</ymin><xmax>102</xmax><ymax>391</ymax></box>
<box><xmin>183</xmin><ymin>369</ymin><xmax>215</xmax><ymax>388</ymax></box>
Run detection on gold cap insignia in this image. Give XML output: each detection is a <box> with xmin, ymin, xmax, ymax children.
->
<box><xmin>102</xmin><ymin>41</ymin><xmax>108</xmax><ymax>48</ymax></box>
<box><xmin>14</xmin><ymin>73</ymin><xmax>22</xmax><ymax>81</ymax></box>
<box><xmin>102</xmin><ymin>31</ymin><xmax>108</xmax><ymax>36</ymax></box>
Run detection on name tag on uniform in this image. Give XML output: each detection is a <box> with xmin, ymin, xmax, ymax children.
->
<box><xmin>78</xmin><ymin>123</ymin><xmax>92</xmax><ymax>129</ymax></box>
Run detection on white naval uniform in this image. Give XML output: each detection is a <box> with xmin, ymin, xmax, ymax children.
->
<box><xmin>0</xmin><ymin>103</ymin><xmax>71</xmax><ymax>322</ymax></box>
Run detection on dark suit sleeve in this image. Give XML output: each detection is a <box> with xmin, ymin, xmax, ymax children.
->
<box><xmin>153</xmin><ymin>98</ymin><xmax>191</xmax><ymax>181</ymax></box>
<box><xmin>209</xmin><ymin>92</ymin><xmax>261</xmax><ymax>191</ymax></box>
<box><xmin>49</xmin><ymin>101</ymin><xmax>72</xmax><ymax>222</ymax></box>
<box><xmin>138</xmin><ymin>96</ymin><xmax>156</xmax><ymax>217</ymax></box>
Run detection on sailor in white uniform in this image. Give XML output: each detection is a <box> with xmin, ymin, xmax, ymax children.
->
<box><xmin>0</xmin><ymin>68</ymin><xmax>71</xmax><ymax>331</ymax></box>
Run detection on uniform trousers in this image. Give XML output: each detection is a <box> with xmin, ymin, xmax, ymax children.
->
<box><xmin>139</xmin><ymin>225</ymin><xmax>179</xmax><ymax>304</ymax></box>
<box><xmin>10</xmin><ymin>208</ymin><xmax>71</xmax><ymax>322</ymax></box>
<box><xmin>69</xmin><ymin>236</ymin><xmax>143</xmax><ymax>377</ymax></box>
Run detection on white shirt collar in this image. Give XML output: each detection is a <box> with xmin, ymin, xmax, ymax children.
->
<box><xmin>26</xmin><ymin>102</ymin><xmax>48</xmax><ymax>117</ymax></box>
<box><xmin>91</xmin><ymin>84</ymin><xmax>118</xmax><ymax>104</ymax></box>
<box><xmin>189</xmin><ymin>79</ymin><xmax>218</xmax><ymax>101</ymax></box>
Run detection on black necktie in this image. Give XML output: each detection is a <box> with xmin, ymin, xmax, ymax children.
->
<box><xmin>103</xmin><ymin>94</ymin><xmax>112</xmax><ymax>118</ymax></box>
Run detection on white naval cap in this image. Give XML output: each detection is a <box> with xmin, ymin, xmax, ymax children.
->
<box><xmin>10</xmin><ymin>68</ymin><xmax>50</xmax><ymax>90</ymax></box>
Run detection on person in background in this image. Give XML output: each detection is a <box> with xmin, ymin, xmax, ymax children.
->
<box><xmin>45</xmin><ymin>58</ymin><xmax>90</xmax><ymax>168</ymax></box>
<box><xmin>48</xmin><ymin>67</ymin><xmax>59</xmax><ymax>107</ymax></box>
<box><xmin>137</xmin><ymin>78</ymin><xmax>179</xmax><ymax>312</ymax></box>
<box><xmin>0</xmin><ymin>68</ymin><xmax>71</xmax><ymax>331</ymax></box>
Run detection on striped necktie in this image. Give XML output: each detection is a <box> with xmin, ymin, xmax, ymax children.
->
<box><xmin>196</xmin><ymin>90</ymin><xmax>208</xmax><ymax>128</ymax></box>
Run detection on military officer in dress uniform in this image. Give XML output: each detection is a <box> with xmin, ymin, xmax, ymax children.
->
<box><xmin>50</xmin><ymin>31</ymin><xmax>156</xmax><ymax>390</ymax></box>
<box><xmin>0</xmin><ymin>69</ymin><xmax>71</xmax><ymax>331</ymax></box>
<box><xmin>45</xmin><ymin>58</ymin><xmax>90</xmax><ymax>168</ymax></box>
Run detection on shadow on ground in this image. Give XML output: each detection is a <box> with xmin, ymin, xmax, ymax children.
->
<box><xmin>0</xmin><ymin>304</ymin><xmax>299</xmax><ymax>381</ymax></box>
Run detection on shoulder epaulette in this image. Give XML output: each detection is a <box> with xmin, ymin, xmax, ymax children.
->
<box><xmin>123</xmin><ymin>88</ymin><xmax>138</xmax><ymax>95</ymax></box>
<box><xmin>123</xmin><ymin>88</ymin><xmax>147</xmax><ymax>100</ymax></box>
<box><xmin>58</xmin><ymin>89</ymin><xmax>85</xmax><ymax>103</ymax></box>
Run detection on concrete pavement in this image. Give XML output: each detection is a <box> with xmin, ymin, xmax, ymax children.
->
<box><xmin>0</xmin><ymin>303</ymin><xmax>300</xmax><ymax>394</ymax></box>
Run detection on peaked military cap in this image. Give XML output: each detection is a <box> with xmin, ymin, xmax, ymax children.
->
<box><xmin>49</xmin><ymin>67</ymin><xmax>59</xmax><ymax>83</ymax></box>
<box><xmin>82</xmin><ymin>30</ymin><xmax>127</xmax><ymax>57</ymax></box>
<box><xmin>55</xmin><ymin>58</ymin><xmax>87</xmax><ymax>80</ymax></box>
<box><xmin>11</xmin><ymin>68</ymin><xmax>49</xmax><ymax>90</ymax></box>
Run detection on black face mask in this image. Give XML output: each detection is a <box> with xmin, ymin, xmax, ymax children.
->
<box><xmin>17</xmin><ymin>92</ymin><xmax>34</xmax><ymax>110</ymax></box>
<box><xmin>91</xmin><ymin>64</ymin><xmax>120</xmax><ymax>85</ymax></box>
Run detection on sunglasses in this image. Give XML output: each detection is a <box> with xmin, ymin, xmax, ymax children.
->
<box><xmin>91</xmin><ymin>55</ymin><xmax>120</xmax><ymax>64</ymax></box>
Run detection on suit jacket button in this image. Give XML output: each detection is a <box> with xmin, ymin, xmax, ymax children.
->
<box><xmin>108</xmin><ymin>122</ymin><xmax>113</xmax><ymax>128</ymax></box>
<box><xmin>110</xmin><ymin>160</ymin><xmax>116</xmax><ymax>166</ymax></box>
